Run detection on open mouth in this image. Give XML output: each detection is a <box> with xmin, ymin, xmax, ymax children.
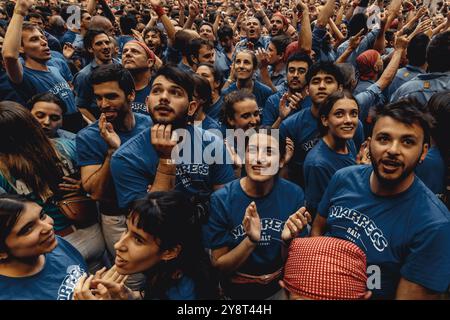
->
<box><xmin>40</xmin><ymin>231</ymin><xmax>55</xmax><ymax>245</ymax></box>
<box><xmin>340</xmin><ymin>126</ymin><xmax>355</xmax><ymax>132</ymax></box>
<box><xmin>115</xmin><ymin>255</ymin><xmax>128</xmax><ymax>267</ymax></box>
<box><xmin>380</xmin><ymin>159</ymin><xmax>402</xmax><ymax>172</ymax></box>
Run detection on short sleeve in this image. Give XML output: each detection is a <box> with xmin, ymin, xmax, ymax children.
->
<box><xmin>202</xmin><ymin>191</ymin><xmax>234</xmax><ymax>250</ymax></box>
<box><xmin>401</xmin><ymin>221</ymin><xmax>450</xmax><ymax>293</ymax></box>
<box><xmin>75</xmin><ymin>129</ymin><xmax>107</xmax><ymax>166</ymax></box>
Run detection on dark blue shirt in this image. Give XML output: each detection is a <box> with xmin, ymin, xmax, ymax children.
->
<box><xmin>415</xmin><ymin>146</ymin><xmax>446</xmax><ymax>197</ymax></box>
<box><xmin>111</xmin><ymin>125</ymin><xmax>235</xmax><ymax>209</ymax></box>
<box><xmin>222</xmin><ymin>81</ymin><xmax>273</xmax><ymax>112</ymax></box>
<box><xmin>0</xmin><ymin>237</ymin><xmax>87</xmax><ymax>300</ymax></box>
<box><xmin>203</xmin><ymin>178</ymin><xmax>306</xmax><ymax>298</ymax></box>
<box><xmin>11</xmin><ymin>65</ymin><xmax>78</xmax><ymax>114</ymax></box>
<box><xmin>0</xmin><ymin>69</ymin><xmax>26</xmax><ymax>105</ymax></box>
<box><xmin>318</xmin><ymin>165</ymin><xmax>450</xmax><ymax>299</ymax></box>
<box><xmin>131</xmin><ymin>84</ymin><xmax>152</xmax><ymax>115</ymax></box>
<box><xmin>205</xmin><ymin>96</ymin><xmax>224</xmax><ymax>122</ymax></box>
<box><xmin>303</xmin><ymin>139</ymin><xmax>356</xmax><ymax>212</ymax></box>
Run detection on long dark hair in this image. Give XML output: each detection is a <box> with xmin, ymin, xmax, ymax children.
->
<box><xmin>0</xmin><ymin>102</ymin><xmax>64</xmax><ymax>201</ymax></box>
<box><xmin>129</xmin><ymin>191</ymin><xmax>218</xmax><ymax>300</ymax></box>
<box><xmin>0</xmin><ymin>194</ymin><xmax>28</xmax><ymax>255</ymax></box>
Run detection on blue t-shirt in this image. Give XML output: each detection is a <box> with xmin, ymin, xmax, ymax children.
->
<box><xmin>0</xmin><ymin>237</ymin><xmax>87</xmax><ymax>300</ymax></box>
<box><xmin>262</xmin><ymin>90</ymin><xmax>312</xmax><ymax>126</ymax></box>
<box><xmin>203</xmin><ymin>178</ymin><xmax>306</xmax><ymax>298</ymax></box>
<box><xmin>280</xmin><ymin>107</ymin><xmax>364</xmax><ymax>171</ymax></box>
<box><xmin>0</xmin><ymin>69</ymin><xmax>26</xmax><ymax>105</ymax></box>
<box><xmin>76</xmin><ymin>113</ymin><xmax>152</xmax><ymax>167</ymax></box>
<box><xmin>196</xmin><ymin>115</ymin><xmax>222</xmax><ymax>132</ymax></box>
<box><xmin>165</xmin><ymin>275</ymin><xmax>197</xmax><ymax>300</ymax></box>
<box><xmin>303</xmin><ymin>139</ymin><xmax>356</xmax><ymax>213</ymax></box>
<box><xmin>318</xmin><ymin>165</ymin><xmax>450</xmax><ymax>299</ymax></box>
<box><xmin>205</xmin><ymin>96</ymin><xmax>224</xmax><ymax>122</ymax></box>
<box><xmin>415</xmin><ymin>146</ymin><xmax>446</xmax><ymax>197</ymax></box>
<box><xmin>131</xmin><ymin>84</ymin><xmax>152</xmax><ymax>115</ymax></box>
<box><xmin>222</xmin><ymin>81</ymin><xmax>273</xmax><ymax>112</ymax></box>
<box><xmin>111</xmin><ymin>125</ymin><xmax>235</xmax><ymax>209</ymax></box>
<box><xmin>11</xmin><ymin>65</ymin><xmax>77</xmax><ymax>114</ymax></box>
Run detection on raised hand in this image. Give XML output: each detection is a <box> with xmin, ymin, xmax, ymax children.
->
<box><xmin>15</xmin><ymin>0</ymin><xmax>35</xmax><ymax>13</ymax></box>
<box><xmin>151</xmin><ymin>124</ymin><xmax>178</xmax><ymax>159</ymax></box>
<box><xmin>281</xmin><ymin>207</ymin><xmax>312</xmax><ymax>243</ymax></box>
<box><xmin>63</xmin><ymin>43</ymin><xmax>75</xmax><ymax>60</ymax></box>
<box><xmin>99</xmin><ymin>113</ymin><xmax>121</xmax><ymax>150</ymax></box>
<box><xmin>242</xmin><ymin>202</ymin><xmax>261</xmax><ymax>244</ymax></box>
<box><xmin>349</xmin><ymin>29</ymin><xmax>365</xmax><ymax>49</ymax></box>
<box><xmin>394</xmin><ymin>35</ymin><xmax>409</xmax><ymax>50</ymax></box>
<box><xmin>284</xmin><ymin>137</ymin><xmax>295</xmax><ymax>165</ymax></box>
<box><xmin>189</xmin><ymin>0</ymin><xmax>200</xmax><ymax>18</ymax></box>
<box><xmin>255</xmin><ymin>48</ymin><xmax>270</xmax><ymax>69</ymax></box>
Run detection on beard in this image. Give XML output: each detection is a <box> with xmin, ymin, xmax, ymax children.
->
<box><xmin>369</xmin><ymin>147</ymin><xmax>420</xmax><ymax>188</ymax></box>
<box><xmin>150</xmin><ymin>104</ymin><xmax>189</xmax><ymax>130</ymax></box>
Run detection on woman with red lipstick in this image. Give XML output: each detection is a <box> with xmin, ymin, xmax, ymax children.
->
<box><xmin>0</xmin><ymin>194</ymin><xmax>87</xmax><ymax>300</ymax></box>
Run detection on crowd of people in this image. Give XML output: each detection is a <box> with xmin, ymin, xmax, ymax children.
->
<box><xmin>0</xmin><ymin>0</ymin><xmax>449</xmax><ymax>300</ymax></box>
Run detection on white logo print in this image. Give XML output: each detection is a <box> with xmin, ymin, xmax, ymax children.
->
<box><xmin>57</xmin><ymin>265</ymin><xmax>86</xmax><ymax>300</ymax></box>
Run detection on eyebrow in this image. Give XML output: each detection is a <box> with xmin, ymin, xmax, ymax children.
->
<box><xmin>17</xmin><ymin>209</ymin><xmax>44</xmax><ymax>236</ymax></box>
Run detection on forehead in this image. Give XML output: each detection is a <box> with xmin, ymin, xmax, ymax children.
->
<box><xmin>234</xmin><ymin>98</ymin><xmax>258</xmax><ymax>111</ymax></box>
<box><xmin>248</xmin><ymin>133</ymin><xmax>279</xmax><ymax>148</ymax></box>
<box><xmin>196</xmin><ymin>65</ymin><xmax>213</xmax><ymax>75</ymax></box>
<box><xmin>311</xmin><ymin>71</ymin><xmax>337</xmax><ymax>81</ymax></box>
<box><xmin>288</xmin><ymin>60</ymin><xmax>308</xmax><ymax>69</ymax></box>
<box><xmin>247</xmin><ymin>18</ymin><xmax>260</xmax><ymax>25</ymax></box>
<box><xmin>200</xmin><ymin>25</ymin><xmax>213</xmax><ymax>31</ymax></box>
<box><xmin>124</xmin><ymin>42</ymin><xmax>145</xmax><ymax>53</ymax></box>
<box><xmin>271</xmin><ymin>16</ymin><xmax>283</xmax><ymax>22</ymax></box>
<box><xmin>153</xmin><ymin>75</ymin><xmax>185</xmax><ymax>90</ymax></box>
<box><xmin>93</xmin><ymin>80</ymin><xmax>122</xmax><ymax>93</ymax></box>
<box><xmin>22</xmin><ymin>28</ymin><xmax>45</xmax><ymax>39</ymax></box>
<box><xmin>11</xmin><ymin>202</ymin><xmax>41</xmax><ymax>231</ymax></box>
<box><xmin>372</xmin><ymin>116</ymin><xmax>424</xmax><ymax>139</ymax></box>
<box><xmin>331</xmin><ymin>98</ymin><xmax>358</xmax><ymax>110</ymax></box>
<box><xmin>236</xmin><ymin>52</ymin><xmax>253</xmax><ymax>61</ymax></box>
<box><xmin>32</xmin><ymin>101</ymin><xmax>63</xmax><ymax>113</ymax></box>
<box><xmin>93</xmin><ymin>33</ymin><xmax>110</xmax><ymax>42</ymax></box>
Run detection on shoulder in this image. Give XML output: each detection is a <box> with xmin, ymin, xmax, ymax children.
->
<box><xmin>113</xmin><ymin>127</ymin><xmax>152</xmax><ymax>159</ymax></box>
<box><xmin>411</xmin><ymin>179</ymin><xmax>450</xmax><ymax>223</ymax></box>
<box><xmin>76</xmin><ymin>122</ymin><xmax>100</xmax><ymax>141</ymax></box>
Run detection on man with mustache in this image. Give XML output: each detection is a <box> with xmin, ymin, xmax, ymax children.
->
<box><xmin>73</xmin><ymin>28</ymin><xmax>120</xmax><ymax>121</ymax></box>
<box><xmin>311</xmin><ymin>99</ymin><xmax>450</xmax><ymax>299</ymax></box>
<box><xmin>76</xmin><ymin>64</ymin><xmax>152</xmax><ymax>269</ymax></box>
<box><xmin>110</xmin><ymin>65</ymin><xmax>235</xmax><ymax>212</ymax></box>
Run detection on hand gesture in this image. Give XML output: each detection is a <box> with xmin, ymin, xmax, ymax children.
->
<box><xmin>73</xmin><ymin>274</ymin><xmax>98</xmax><ymax>300</ymax></box>
<box><xmin>63</xmin><ymin>43</ymin><xmax>75</xmax><ymax>60</ymax></box>
<box><xmin>131</xmin><ymin>29</ymin><xmax>145</xmax><ymax>42</ymax></box>
<box><xmin>349</xmin><ymin>29</ymin><xmax>364</xmax><ymax>49</ymax></box>
<box><xmin>224</xmin><ymin>138</ymin><xmax>243</xmax><ymax>168</ymax></box>
<box><xmin>255</xmin><ymin>48</ymin><xmax>270</xmax><ymax>69</ymax></box>
<box><xmin>243</xmin><ymin>202</ymin><xmax>261</xmax><ymax>244</ymax></box>
<box><xmin>281</xmin><ymin>207</ymin><xmax>312</xmax><ymax>243</ymax></box>
<box><xmin>151</xmin><ymin>124</ymin><xmax>178</xmax><ymax>159</ymax></box>
<box><xmin>90</xmin><ymin>266</ymin><xmax>133</xmax><ymax>300</ymax></box>
<box><xmin>16</xmin><ymin>0</ymin><xmax>35</xmax><ymax>13</ymax></box>
<box><xmin>394</xmin><ymin>35</ymin><xmax>409</xmax><ymax>50</ymax></box>
<box><xmin>284</xmin><ymin>137</ymin><xmax>294</xmax><ymax>165</ymax></box>
<box><xmin>59</xmin><ymin>176</ymin><xmax>82</xmax><ymax>192</ymax></box>
<box><xmin>252</xmin><ymin>0</ymin><xmax>263</xmax><ymax>13</ymax></box>
<box><xmin>177</xmin><ymin>0</ymin><xmax>187</xmax><ymax>9</ymax></box>
<box><xmin>356</xmin><ymin>141</ymin><xmax>371</xmax><ymax>164</ymax></box>
<box><xmin>99</xmin><ymin>113</ymin><xmax>121</xmax><ymax>150</ymax></box>
<box><xmin>149</xmin><ymin>0</ymin><xmax>162</xmax><ymax>8</ymax></box>
<box><xmin>189</xmin><ymin>0</ymin><xmax>200</xmax><ymax>18</ymax></box>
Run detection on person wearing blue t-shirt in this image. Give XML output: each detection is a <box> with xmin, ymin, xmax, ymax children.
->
<box><xmin>76</xmin><ymin>64</ymin><xmax>152</xmax><ymax>266</ymax></box>
<box><xmin>110</xmin><ymin>66</ymin><xmax>235</xmax><ymax>211</ymax></box>
<box><xmin>304</xmin><ymin>90</ymin><xmax>359</xmax><ymax>218</ymax></box>
<box><xmin>0</xmin><ymin>195</ymin><xmax>87</xmax><ymax>300</ymax></box>
<box><xmin>312</xmin><ymin>100</ymin><xmax>450</xmax><ymax>299</ymax></box>
<box><xmin>74</xmin><ymin>191</ymin><xmax>218</xmax><ymax>300</ymax></box>
<box><xmin>263</xmin><ymin>53</ymin><xmax>313</xmax><ymax>127</ymax></box>
<box><xmin>122</xmin><ymin>40</ymin><xmax>156</xmax><ymax>116</ymax></box>
<box><xmin>196</xmin><ymin>62</ymin><xmax>225</xmax><ymax>122</ymax></box>
<box><xmin>29</xmin><ymin>92</ymin><xmax>76</xmax><ymax>140</ymax></box>
<box><xmin>203</xmin><ymin>127</ymin><xmax>311</xmax><ymax>300</ymax></box>
<box><xmin>73</xmin><ymin>29</ymin><xmax>120</xmax><ymax>121</ymax></box>
<box><xmin>280</xmin><ymin>62</ymin><xmax>364</xmax><ymax>187</ymax></box>
<box><xmin>2</xmin><ymin>6</ymin><xmax>82</xmax><ymax>132</ymax></box>
<box><xmin>222</xmin><ymin>50</ymin><xmax>273</xmax><ymax>113</ymax></box>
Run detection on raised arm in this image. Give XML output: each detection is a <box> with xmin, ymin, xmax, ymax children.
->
<box><xmin>150</xmin><ymin>0</ymin><xmax>176</xmax><ymax>42</ymax></box>
<box><xmin>316</xmin><ymin>0</ymin><xmax>335</xmax><ymax>28</ymax></box>
<box><xmin>297</xmin><ymin>0</ymin><xmax>312</xmax><ymax>54</ymax></box>
<box><xmin>87</xmin><ymin>0</ymin><xmax>97</xmax><ymax>16</ymax></box>
<box><xmin>2</xmin><ymin>0</ymin><xmax>34</xmax><ymax>84</ymax></box>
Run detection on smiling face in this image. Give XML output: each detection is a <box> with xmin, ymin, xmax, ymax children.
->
<box><xmin>93</xmin><ymin>80</ymin><xmax>133</xmax><ymax>123</ymax></box>
<box><xmin>196</xmin><ymin>65</ymin><xmax>220</xmax><ymax>94</ymax></box>
<box><xmin>197</xmin><ymin>45</ymin><xmax>215</xmax><ymax>65</ymax></box>
<box><xmin>245</xmin><ymin>133</ymin><xmax>281</xmax><ymax>182</ymax></box>
<box><xmin>321</xmin><ymin>98</ymin><xmax>359</xmax><ymax>141</ymax></box>
<box><xmin>369</xmin><ymin>116</ymin><xmax>428</xmax><ymax>188</ymax></box>
<box><xmin>234</xmin><ymin>51</ymin><xmax>256</xmax><ymax>81</ymax></box>
<box><xmin>21</xmin><ymin>28</ymin><xmax>51</xmax><ymax>63</ymax></box>
<box><xmin>199</xmin><ymin>24</ymin><xmax>215</xmax><ymax>41</ymax></box>
<box><xmin>30</xmin><ymin>101</ymin><xmax>63</xmax><ymax>138</ymax></box>
<box><xmin>228</xmin><ymin>98</ymin><xmax>261</xmax><ymax>130</ymax></box>
<box><xmin>2</xmin><ymin>202</ymin><xmax>57</xmax><ymax>260</ymax></box>
<box><xmin>89</xmin><ymin>33</ymin><xmax>112</xmax><ymax>63</ymax></box>
<box><xmin>308</xmin><ymin>71</ymin><xmax>341</xmax><ymax>106</ymax></box>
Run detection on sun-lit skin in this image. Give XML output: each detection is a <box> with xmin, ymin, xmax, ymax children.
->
<box><xmin>321</xmin><ymin>98</ymin><xmax>359</xmax><ymax>144</ymax></box>
<box><xmin>227</xmin><ymin>98</ymin><xmax>261</xmax><ymax>131</ymax></box>
<box><xmin>20</xmin><ymin>28</ymin><xmax>51</xmax><ymax>63</ymax></box>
